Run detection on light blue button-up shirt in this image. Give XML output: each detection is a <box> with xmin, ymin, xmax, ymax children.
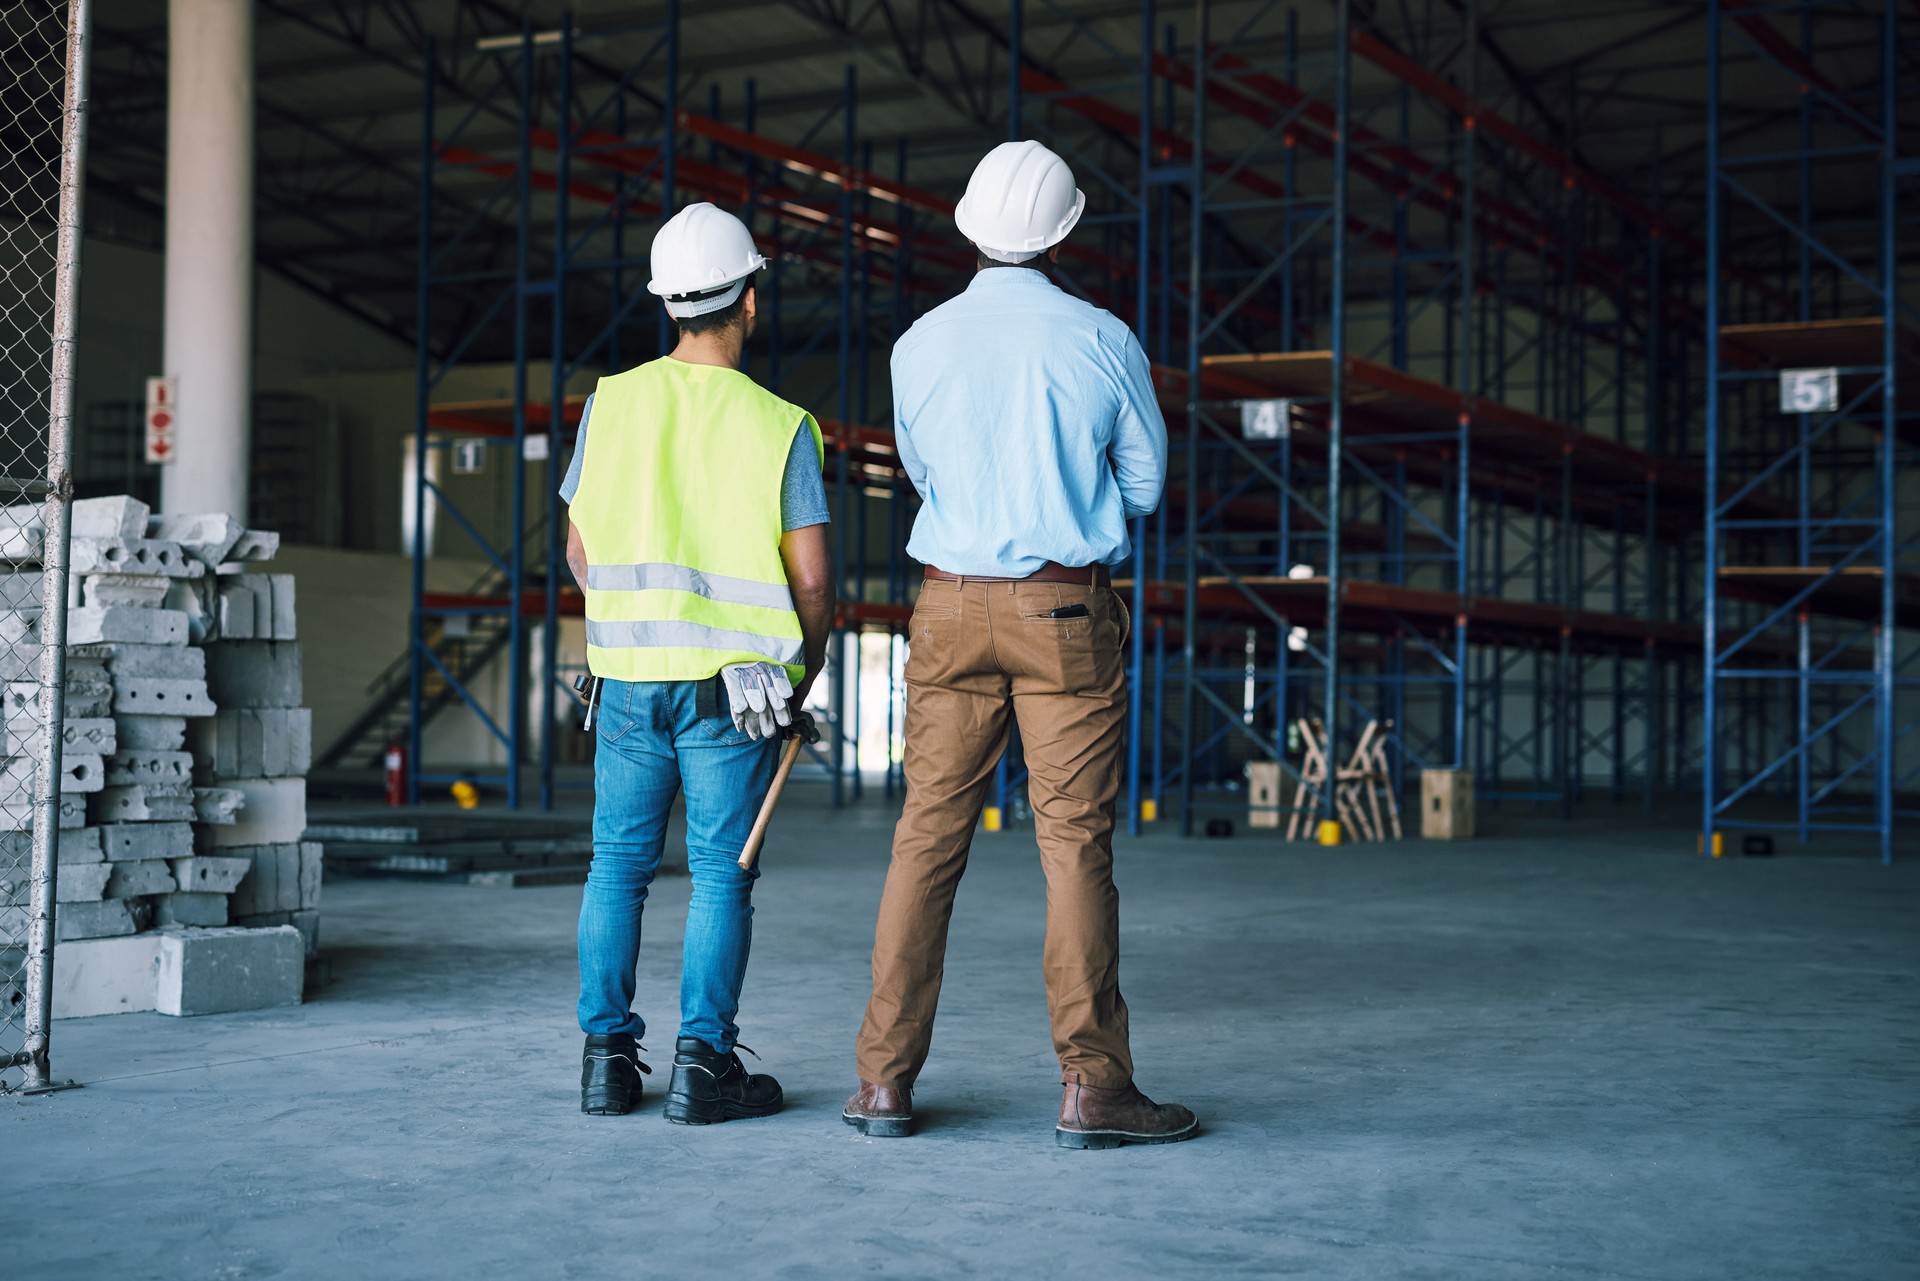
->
<box><xmin>891</xmin><ymin>268</ymin><xmax>1168</xmax><ymax>577</ymax></box>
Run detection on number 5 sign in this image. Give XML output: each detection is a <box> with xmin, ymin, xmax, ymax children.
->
<box><xmin>1778</xmin><ymin>367</ymin><xmax>1838</xmax><ymax>415</ymax></box>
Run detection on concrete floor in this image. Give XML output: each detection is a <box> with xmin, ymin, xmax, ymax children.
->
<box><xmin>6</xmin><ymin>790</ymin><xmax>1917</xmax><ymax>1279</ymax></box>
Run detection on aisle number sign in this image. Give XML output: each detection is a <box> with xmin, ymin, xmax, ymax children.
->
<box><xmin>1779</xmin><ymin>367</ymin><xmax>1838</xmax><ymax>415</ymax></box>
<box><xmin>1240</xmin><ymin>398</ymin><xmax>1291</xmax><ymax>441</ymax></box>
<box><xmin>144</xmin><ymin>376</ymin><xmax>176</xmax><ymax>464</ymax></box>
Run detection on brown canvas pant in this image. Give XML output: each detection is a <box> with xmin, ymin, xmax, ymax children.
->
<box><xmin>855</xmin><ymin>574</ymin><xmax>1135</xmax><ymax>1090</ymax></box>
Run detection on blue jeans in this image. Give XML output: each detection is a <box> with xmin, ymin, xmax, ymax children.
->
<box><xmin>576</xmin><ymin>679</ymin><xmax>776</xmax><ymax>1052</ymax></box>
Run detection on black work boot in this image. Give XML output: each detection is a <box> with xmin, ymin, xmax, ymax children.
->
<box><xmin>661</xmin><ymin>1036</ymin><xmax>784</xmax><ymax>1125</ymax></box>
<box><xmin>580</xmin><ymin>1033</ymin><xmax>650</xmax><ymax>1116</ymax></box>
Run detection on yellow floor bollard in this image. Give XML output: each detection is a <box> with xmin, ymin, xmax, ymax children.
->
<box><xmin>1317</xmin><ymin>819</ymin><xmax>1341</xmax><ymax>846</ymax></box>
<box><xmin>1140</xmin><ymin>798</ymin><xmax>1159</xmax><ymax>823</ymax></box>
<box><xmin>983</xmin><ymin>806</ymin><xmax>1003</xmax><ymax>833</ymax></box>
<box><xmin>1699</xmin><ymin>832</ymin><xmax>1724</xmax><ymax>858</ymax></box>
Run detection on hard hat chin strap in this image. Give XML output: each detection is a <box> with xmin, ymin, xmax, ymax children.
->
<box><xmin>664</xmin><ymin>277</ymin><xmax>748</xmax><ymax>320</ymax></box>
<box><xmin>974</xmin><ymin>242</ymin><xmax>1042</xmax><ymax>265</ymax></box>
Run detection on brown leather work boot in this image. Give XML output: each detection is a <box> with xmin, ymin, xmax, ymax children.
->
<box><xmin>843</xmin><ymin>1080</ymin><xmax>914</xmax><ymax>1138</ymax></box>
<box><xmin>1056</xmin><ymin>1072</ymin><xmax>1199</xmax><ymax>1149</ymax></box>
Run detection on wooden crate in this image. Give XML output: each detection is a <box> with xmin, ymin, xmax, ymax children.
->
<box><xmin>1247</xmin><ymin>761</ymin><xmax>1282</xmax><ymax>829</ymax></box>
<box><xmin>1420</xmin><ymin>768</ymin><xmax>1474</xmax><ymax>839</ymax></box>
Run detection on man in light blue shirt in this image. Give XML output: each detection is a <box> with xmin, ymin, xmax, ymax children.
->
<box><xmin>890</xmin><ymin>250</ymin><xmax>1166</xmax><ymax>576</ymax></box>
<box><xmin>847</xmin><ymin>141</ymin><xmax>1193</xmax><ymax>1151</ymax></box>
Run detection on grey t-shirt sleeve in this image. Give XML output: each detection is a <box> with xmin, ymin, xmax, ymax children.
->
<box><xmin>557</xmin><ymin>392</ymin><xmax>593</xmax><ymax>503</ymax></box>
<box><xmin>563</xmin><ymin>395</ymin><xmax>828</xmax><ymax>530</ymax></box>
<box><xmin>780</xmin><ymin>418</ymin><xmax>830</xmax><ymax>531</ymax></box>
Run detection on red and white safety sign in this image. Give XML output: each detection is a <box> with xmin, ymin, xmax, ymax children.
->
<box><xmin>145</xmin><ymin>375</ymin><xmax>177</xmax><ymax>464</ymax></box>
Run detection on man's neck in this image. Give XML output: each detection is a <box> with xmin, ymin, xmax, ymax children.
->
<box><xmin>669</xmin><ymin>332</ymin><xmax>745</xmax><ymax>369</ymax></box>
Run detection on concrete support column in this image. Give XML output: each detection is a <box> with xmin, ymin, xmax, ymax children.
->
<box><xmin>161</xmin><ymin>0</ymin><xmax>253</xmax><ymax>517</ymax></box>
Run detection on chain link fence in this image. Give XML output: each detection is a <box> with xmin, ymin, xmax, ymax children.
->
<box><xmin>0</xmin><ymin>0</ymin><xmax>89</xmax><ymax>1094</ymax></box>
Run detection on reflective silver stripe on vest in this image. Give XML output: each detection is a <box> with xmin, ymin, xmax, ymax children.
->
<box><xmin>585</xmin><ymin>619</ymin><xmax>805</xmax><ymax>665</ymax></box>
<box><xmin>586</xmin><ymin>561</ymin><xmax>795</xmax><ymax>612</ymax></box>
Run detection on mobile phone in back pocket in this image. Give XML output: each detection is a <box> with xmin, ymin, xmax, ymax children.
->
<box><xmin>1048</xmin><ymin>603</ymin><xmax>1091</xmax><ymax>619</ymax></box>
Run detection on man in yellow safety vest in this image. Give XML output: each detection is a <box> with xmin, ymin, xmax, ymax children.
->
<box><xmin>562</xmin><ymin>202</ymin><xmax>835</xmax><ymax>1122</ymax></box>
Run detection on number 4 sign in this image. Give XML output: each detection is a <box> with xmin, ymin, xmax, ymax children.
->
<box><xmin>1240</xmin><ymin>398</ymin><xmax>1291</xmax><ymax>441</ymax></box>
<box><xmin>1778</xmin><ymin>367</ymin><xmax>1838</xmax><ymax>415</ymax></box>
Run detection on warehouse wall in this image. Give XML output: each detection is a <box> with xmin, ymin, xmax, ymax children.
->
<box><xmin>272</xmin><ymin>546</ymin><xmax>504</xmax><ymax>770</ymax></box>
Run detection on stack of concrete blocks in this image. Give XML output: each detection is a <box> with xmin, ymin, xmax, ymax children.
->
<box><xmin>0</xmin><ymin>495</ymin><xmax>312</xmax><ymax>1018</ymax></box>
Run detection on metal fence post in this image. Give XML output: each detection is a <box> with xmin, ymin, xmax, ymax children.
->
<box><xmin>2</xmin><ymin>0</ymin><xmax>90</xmax><ymax>1095</ymax></box>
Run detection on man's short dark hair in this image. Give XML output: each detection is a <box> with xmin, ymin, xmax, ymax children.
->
<box><xmin>674</xmin><ymin>290</ymin><xmax>748</xmax><ymax>337</ymax></box>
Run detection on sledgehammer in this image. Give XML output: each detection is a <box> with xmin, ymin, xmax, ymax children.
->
<box><xmin>737</xmin><ymin>711</ymin><xmax>819</xmax><ymax>871</ymax></box>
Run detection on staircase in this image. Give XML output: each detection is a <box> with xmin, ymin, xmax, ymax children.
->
<box><xmin>317</xmin><ymin>559</ymin><xmax>519</xmax><ymax>769</ymax></box>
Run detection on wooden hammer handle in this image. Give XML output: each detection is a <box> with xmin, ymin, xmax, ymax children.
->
<box><xmin>737</xmin><ymin>734</ymin><xmax>805</xmax><ymax>870</ymax></box>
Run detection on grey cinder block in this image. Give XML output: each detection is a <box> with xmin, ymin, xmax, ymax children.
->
<box><xmin>97</xmin><ymin>783</ymin><xmax>195</xmax><ymax>823</ymax></box>
<box><xmin>190</xmin><ymin>708</ymin><xmax>312</xmax><ymax>779</ymax></box>
<box><xmin>106</xmin><ymin>750</ymin><xmax>195</xmax><ymax>787</ymax></box>
<box><xmin>169</xmin><ymin>856</ymin><xmax>251</xmax><ymax>894</ymax></box>
<box><xmin>225</xmin><ymin>843</ymin><xmax>302</xmax><ymax>915</ymax></box>
<box><xmin>80</xmin><ymin>642</ymin><xmax>206</xmax><ymax>680</ymax></box>
<box><xmin>101</xmin><ymin>821</ymin><xmax>194</xmax><ymax>861</ymax></box>
<box><xmin>0</xmin><ymin>504</ymin><xmax>44</xmax><ymax>561</ymax></box>
<box><xmin>6</xmin><ymin>712</ymin><xmax>115</xmax><ymax>760</ymax></box>
<box><xmin>55</xmin><ymin>897</ymin><xmax>147</xmax><ymax>942</ymax></box>
<box><xmin>50</xmin><ymin>932</ymin><xmax>163</xmax><ymax>1018</ymax></box>
<box><xmin>216</xmin><ymin>579</ymin><xmax>255</xmax><ymax>640</ymax></box>
<box><xmin>155</xmin><ymin>925</ymin><xmax>303</xmax><ymax>1016</ymax></box>
<box><xmin>270</xmin><ymin>575</ymin><xmax>295</xmax><ymax>640</ymax></box>
<box><xmin>217</xmin><ymin>574</ymin><xmax>296</xmax><ymax>642</ymax></box>
<box><xmin>72</xmin><ymin>495</ymin><xmax>150</xmax><ymax>542</ymax></box>
<box><xmin>207</xmin><ymin>778</ymin><xmax>303</xmax><ymax>847</ymax></box>
<box><xmin>0</xmin><ymin>639</ymin><xmax>41</xmax><ymax>682</ymax></box>
<box><xmin>204</xmin><ymin>641</ymin><xmax>302</xmax><ymax>709</ymax></box>
<box><xmin>0</xmin><ymin>571</ymin><xmax>44</xmax><ymax>610</ymax></box>
<box><xmin>231</xmin><ymin>909</ymin><xmax>319</xmax><ymax>956</ymax></box>
<box><xmin>59</xmin><ymin>826</ymin><xmax>104</xmax><ymax>863</ymax></box>
<box><xmin>67</xmin><ymin>717</ymin><xmax>119</xmax><ymax>755</ymax></box>
<box><xmin>113</xmin><ymin>678</ymin><xmax>216</xmax><ymax>718</ymax></box>
<box><xmin>64</xmin><ymin>672</ymin><xmax>116</xmax><ymax>718</ymax></box>
<box><xmin>224</xmin><ymin>530</ymin><xmax>279</xmax><ymax>563</ymax></box>
<box><xmin>58</xmin><ymin>794</ymin><xmax>86</xmax><ymax>828</ymax></box>
<box><xmin>147</xmin><ymin>512</ymin><xmax>244</xmax><ymax>569</ymax></box>
<box><xmin>166</xmin><ymin>575</ymin><xmax>217</xmax><ymax>644</ymax></box>
<box><xmin>59</xmin><ymin>754</ymin><xmax>104</xmax><ymax>793</ymax></box>
<box><xmin>82</xmin><ymin>573</ymin><xmax>173</xmax><ymax>608</ymax></box>
<box><xmin>152</xmin><ymin>892</ymin><xmax>228</xmax><ymax>928</ymax></box>
<box><xmin>0</xmin><ymin>607</ymin><xmax>36</xmax><ymax>648</ymax></box>
<box><xmin>67</xmin><ymin>605</ymin><xmax>189</xmax><ymax>647</ymax></box>
<box><xmin>115</xmin><ymin>715</ymin><xmax>187</xmax><ymax>751</ymax></box>
<box><xmin>194</xmin><ymin>786</ymin><xmax>246</xmax><ymax>825</ymax></box>
<box><xmin>105</xmin><ymin>859</ymin><xmax>176</xmax><ymax>897</ymax></box>
<box><xmin>298</xmin><ymin>841</ymin><xmax>322</xmax><ymax>909</ymax></box>
<box><xmin>69</xmin><ymin>538</ymin><xmax>201</xmax><ymax>579</ymax></box>
<box><xmin>55</xmin><ymin>861</ymin><xmax>110</xmax><ymax>903</ymax></box>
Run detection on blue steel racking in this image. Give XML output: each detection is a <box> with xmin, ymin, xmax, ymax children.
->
<box><xmin>1702</xmin><ymin>0</ymin><xmax>1919</xmax><ymax>863</ymax></box>
<box><xmin>1003</xmin><ymin>0</ymin><xmax>1721</xmax><ymax>838</ymax></box>
<box><xmin>396</xmin><ymin>2</ymin><xmax>1910</xmax><ymax>858</ymax></box>
<box><xmin>408</xmin><ymin>8</ymin><xmax>956</xmax><ymax>808</ymax></box>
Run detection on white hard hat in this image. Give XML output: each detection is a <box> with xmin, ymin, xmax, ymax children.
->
<box><xmin>647</xmin><ymin>203</ymin><xmax>768</xmax><ymax>318</ymax></box>
<box><xmin>954</xmin><ymin>140</ymin><xmax>1085</xmax><ymax>263</ymax></box>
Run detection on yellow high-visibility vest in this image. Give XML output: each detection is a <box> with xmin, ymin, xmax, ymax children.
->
<box><xmin>568</xmin><ymin>357</ymin><xmax>823</xmax><ymax>684</ymax></box>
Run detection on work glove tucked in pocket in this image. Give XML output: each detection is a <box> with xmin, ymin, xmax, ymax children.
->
<box><xmin>720</xmin><ymin>662</ymin><xmax>794</xmax><ymax>741</ymax></box>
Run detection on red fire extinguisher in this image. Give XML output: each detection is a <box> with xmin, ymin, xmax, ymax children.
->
<box><xmin>384</xmin><ymin>743</ymin><xmax>407</xmax><ymax>808</ymax></box>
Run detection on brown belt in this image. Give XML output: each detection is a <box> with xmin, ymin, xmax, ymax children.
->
<box><xmin>924</xmin><ymin>561</ymin><xmax>1110</xmax><ymax>588</ymax></box>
